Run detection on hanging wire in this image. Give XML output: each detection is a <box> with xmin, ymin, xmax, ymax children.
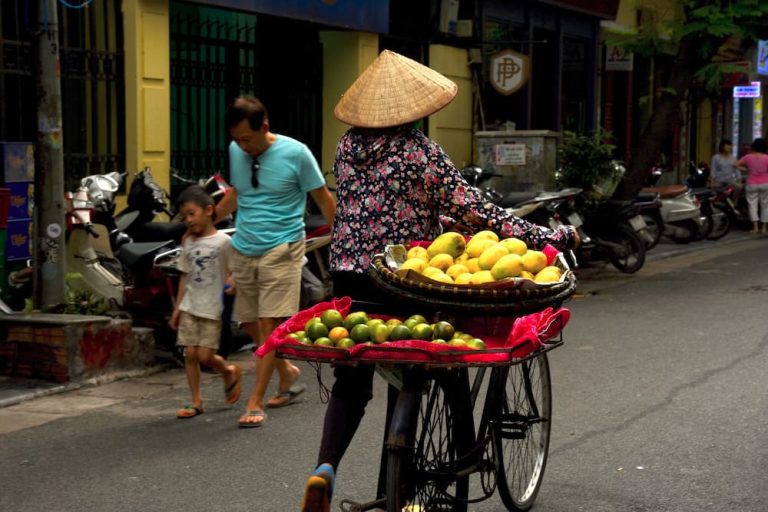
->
<box><xmin>58</xmin><ymin>0</ymin><xmax>94</xmax><ymax>8</ymax></box>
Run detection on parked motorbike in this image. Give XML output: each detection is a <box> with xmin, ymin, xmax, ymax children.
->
<box><xmin>632</xmin><ymin>191</ymin><xmax>664</xmax><ymax>249</ymax></box>
<box><xmin>506</xmin><ymin>188</ymin><xmax>648</xmax><ymax>273</ymax></box>
<box><xmin>642</xmin><ymin>166</ymin><xmax>704</xmax><ymax>243</ymax></box>
<box><xmin>459</xmin><ymin>165</ymin><xmax>503</xmax><ymax>203</ymax></box>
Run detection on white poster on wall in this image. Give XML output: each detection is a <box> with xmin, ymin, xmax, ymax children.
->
<box><xmin>495</xmin><ymin>144</ymin><xmax>526</xmax><ymax>165</ymax></box>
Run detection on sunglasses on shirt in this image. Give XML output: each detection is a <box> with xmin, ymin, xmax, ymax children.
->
<box><xmin>251</xmin><ymin>159</ymin><xmax>260</xmax><ymax>188</ymax></box>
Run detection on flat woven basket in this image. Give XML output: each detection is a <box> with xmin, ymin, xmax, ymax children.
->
<box><xmin>369</xmin><ymin>254</ymin><xmax>577</xmax><ymax>315</ymax></box>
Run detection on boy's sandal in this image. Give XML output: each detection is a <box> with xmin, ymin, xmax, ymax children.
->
<box><xmin>266</xmin><ymin>384</ymin><xmax>306</xmax><ymax>408</ymax></box>
<box><xmin>238</xmin><ymin>409</ymin><xmax>266</xmax><ymax>428</ymax></box>
<box><xmin>176</xmin><ymin>405</ymin><xmax>204</xmax><ymax>419</ymax></box>
<box><xmin>224</xmin><ymin>366</ymin><xmax>243</xmax><ymax>404</ymax></box>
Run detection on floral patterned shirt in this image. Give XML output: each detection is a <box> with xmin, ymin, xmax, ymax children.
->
<box><xmin>330</xmin><ymin>127</ymin><xmax>575</xmax><ymax>274</ymax></box>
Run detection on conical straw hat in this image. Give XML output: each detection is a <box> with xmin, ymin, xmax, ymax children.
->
<box><xmin>334</xmin><ymin>50</ymin><xmax>458</xmax><ymax>128</ymax></box>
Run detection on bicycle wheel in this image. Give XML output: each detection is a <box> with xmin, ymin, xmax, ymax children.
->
<box><xmin>493</xmin><ymin>353</ymin><xmax>552</xmax><ymax>512</ymax></box>
<box><xmin>386</xmin><ymin>371</ymin><xmax>473</xmax><ymax>512</ymax></box>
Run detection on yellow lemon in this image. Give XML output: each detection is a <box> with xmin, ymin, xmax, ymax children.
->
<box><xmin>446</xmin><ymin>263</ymin><xmax>470</xmax><ymax>279</ymax></box>
<box><xmin>407</xmin><ymin>246</ymin><xmax>429</xmax><ymax>260</ymax></box>
<box><xmin>428</xmin><ymin>253</ymin><xmax>454</xmax><ymax>271</ymax></box>
<box><xmin>422</xmin><ymin>266</ymin><xmax>444</xmax><ymax>278</ymax></box>
<box><xmin>455</xmin><ymin>252</ymin><xmax>469</xmax><ymax>264</ymax></box>
<box><xmin>426</xmin><ymin>232</ymin><xmax>466</xmax><ymax>259</ymax></box>
<box><xmin>534</xmin><ymin>269</ymin><xmax>561</xmax><ymax>284</ymax></box>
<box><xmin>538</xmin><ymin>265</ymin><xmax>562</xmax><ymax>278</ymax></box>
<box><xmin>478</xmin><ymin>244</ymin><xmax>510</xmax><ymax>270</ymax></box>
<box><xmin>471</xmin><ymin>270</ymin><xmax>495</xmax><ymax>284</ymax></box>
<box><xmin>490</xmin><ymin>253</ymin><xmax>524</xmax><ymax>280</ymax></box>
<box><xmin>472</xmin><ymin>230</ymin><xmax>499</xmax><ymax>242</ymax></box>
<box><xmin>500</xmin><ymin>237</ymin><xmax>528</xmax><ymax>255</ymax></box>
<box><xmin>400</xmin><ymin>258</ymin><xmax>428</xmax><ymax>273</ymax></box>
<box><xmin>429</xmin><ymin>272</ymin><xmax>454</xmax><ymax>284</ymax></box>
<box><xmin>466</xmin><ymin>238</ymin><xmax>496</xmax><ymax>258</ymax></box>
<box><xmin>454</xmin><ymin>272</ymin><xmax>474</xmax><ymax>285</ymax></box>
<box><xmin>520</xmin><ymin>270</ymin><xmax>535</xmax><ymax>280</ymax></box>
<box><xmin>521</xmin><ymin>250</ymin><xmax>548</xmax><ymax>274</ymax></box>
<box><xmin>466</xmin><ymin>258</ymin><xmax>481</xmax><ymax>273</ymax></box>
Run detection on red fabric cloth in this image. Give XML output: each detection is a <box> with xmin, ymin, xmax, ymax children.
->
<box><xmin>257</xmin><ymin>297</ymin><xmax>570</xmax><ymax>364</ymax></box>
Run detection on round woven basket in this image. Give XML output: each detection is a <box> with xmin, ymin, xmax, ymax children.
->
<box><xmin>369</xmin><ymin>255</ymin><xmax>577</xmax><ymax>315</ymax></box>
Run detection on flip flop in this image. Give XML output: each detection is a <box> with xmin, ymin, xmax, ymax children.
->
<box><xmin>266</xmin><ymin>383</ymin><xmax>307</xmax><ymax>408</ymax></box>
<box><xmin>177</xmin><ymin>405</ymin><xmax>204</xmax><ymax>419</ymax></box>
<box><xmin>224</xmin><ymin>366</ymin><xmax>243</xmax><ymax>404</ymax></box>
<box><xmin>238</xmin><ymin>409</ymin><xmax>266</xmax><ymax>428</ymax></box>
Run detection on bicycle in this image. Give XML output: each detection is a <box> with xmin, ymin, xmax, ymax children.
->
<box><xmin>275</xmin><ymin>253</ymin><xmax>573</xmax><ymax>512</ymax></box>
<box><xmin>333</xmin><ymin>334</ymin><xmax>558</xmax><ymax>512</ymax></box>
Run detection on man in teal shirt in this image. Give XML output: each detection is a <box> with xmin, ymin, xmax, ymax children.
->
<box><xmin>215</xmin><ymin>96</ymin><xmax>336</xmax><ymax>427</ymax></box>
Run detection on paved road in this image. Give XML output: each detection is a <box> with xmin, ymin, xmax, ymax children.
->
<box><xmin>1</xmin><ymin>233</ymin><xmax>767</xmax><ymax>511</ymax></box>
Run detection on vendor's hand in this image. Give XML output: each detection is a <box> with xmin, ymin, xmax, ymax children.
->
<box><xmin>448</xmin><ymin>222</ymin><xmax>474</xmax><ymax>236</ymax></box>
<box><xmin>571</xmin><ymin>229</ymin><xmax>581</xmax><ymax>248</ymax></box>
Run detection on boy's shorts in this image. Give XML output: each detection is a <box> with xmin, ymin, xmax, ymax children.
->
<box><xmin>176</xmin><ymin>311</ymin><xmax>222</xmax><ymax>350</ymax></box>
<box><xmin>230</xmin><ymin>240</ymin><xmax>305</xmax><ymax>322</ymax></box>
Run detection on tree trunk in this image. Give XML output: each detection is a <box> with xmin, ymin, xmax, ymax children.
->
<box><xmin>614</xmin><ymin>35</ymin><xmax>721</xmax><ymax>199</ymax></box>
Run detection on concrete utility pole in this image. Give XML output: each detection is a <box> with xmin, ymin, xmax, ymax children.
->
<box><xmin>35</xmin><ymin>0</ymin><xmax>67</xmax><ymax>309</ymax></box>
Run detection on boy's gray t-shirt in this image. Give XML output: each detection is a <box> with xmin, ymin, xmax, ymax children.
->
<box><xmin>177</xmin><ymin>231</ymin><xmax>231</xmax><ymax>320</ymax></box>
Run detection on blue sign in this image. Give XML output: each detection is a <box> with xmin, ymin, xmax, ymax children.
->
<box><xmin>187</xmin><ymin>0</ymin><xmax>389</xmax><ymax>33</ymax></box>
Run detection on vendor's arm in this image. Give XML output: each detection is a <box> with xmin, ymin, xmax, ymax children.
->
<box><xmin>309</xmin><ymin>186</ymin><xmax>336</xmax><ymax>228</ymax></box>
<box><xmin>424</xmin><ymin>146</ymin><xmax>577</xmax><ymax>251</ymax></box>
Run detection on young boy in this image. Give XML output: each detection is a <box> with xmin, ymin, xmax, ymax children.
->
<box><xmin>170</xmin><ymin>185</ymin><xmax>242</xmax><ymax>418</ymax></box>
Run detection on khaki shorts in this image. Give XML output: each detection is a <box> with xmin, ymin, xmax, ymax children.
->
<box><xmin>230</xmin><ymin>240</ymin><xmax>305</xmax><ymax>322</ymax></box>
<box><xmin>176</xmin><ymin>311</ymin><xmax>222</xmax><ymax>350</ymax></box>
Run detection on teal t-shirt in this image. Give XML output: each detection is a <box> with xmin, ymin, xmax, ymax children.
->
<box><xmin>228</xmin><ymin>135</ymin><xmax>325</xmax><ymax>256</ymax></box>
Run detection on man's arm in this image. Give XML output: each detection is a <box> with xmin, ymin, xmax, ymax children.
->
<box><xmin>214</xmin><ymin>187</ymin><xmax>238</xmax><ymax>222</ymax></box>
<box><xmin>309</xmin><ymin>186</ymin><xmax>336</xmax><ymax>227</ymax></box>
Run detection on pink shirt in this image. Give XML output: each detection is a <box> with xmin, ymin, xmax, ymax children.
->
<box><xmin>740</xmin><ymin>153</ymin><xmax>768</xmax><ymax>185</ymax></box>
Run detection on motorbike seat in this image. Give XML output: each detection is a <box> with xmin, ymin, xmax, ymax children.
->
<box><xmin>641</xmin><ymin>184</ymin><xmax>688</xmax><ymax>199</ymax></box>
<box><xmin>689</xmin><ymin>187</ymin><xmax>715</xmax><ymax>199</ymax></box>
<box><xmin>119</xmin><ymin>240</ymin><xmax>176</xmax><ymax>269</ymax></box>
<box><xmin>131</xmin><ymin>221</ymin><xmax>188</xmax><ymax>244</ymax></box>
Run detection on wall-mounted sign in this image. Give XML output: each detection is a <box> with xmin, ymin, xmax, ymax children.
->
<box><xmin>758</xmin><ymin>40</ymin><xmax>768</xmax><ymax>76</ymax></box>
<box><xmin>605</xmin><ymin>44</ymin><xmax>633</xmax><ymax>71</ymax></box>
<box><xmin>495</xmin><ymin>143</ymin><xmax>526</xmax><ymax>165</ymax></box>
<box><xmin>489</xmin><ymin>50</ymin><xmax>530</xmax><ymax>96</ymax></box>
<box><xmin>734</xmin><ymin>82</ymin><xmax>761</xmax><ymax>98</ymax></box>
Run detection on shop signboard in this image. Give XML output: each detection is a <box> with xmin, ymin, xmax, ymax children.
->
<box><xmin>733</xmin><ymin>82</ymin><xmax>761</xmax><ymax>98</ymax></box>
<box><xmin>489</xmin><ymin>49</ymin><xmax>530</xmax><ymax>96</ymax></box>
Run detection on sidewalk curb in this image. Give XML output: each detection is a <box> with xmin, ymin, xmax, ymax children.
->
<box><xmin>0</xmin><ymin>363</ymin><xmax>173</xmax><ymax>409</ymax></box>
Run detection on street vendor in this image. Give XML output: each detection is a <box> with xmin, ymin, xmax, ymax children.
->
<box><xmin>300</xmin><ymin>49</ymin><xmax>580</xmax><ymax>512</ymax></box>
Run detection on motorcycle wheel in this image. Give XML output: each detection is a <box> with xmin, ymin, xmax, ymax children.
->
<box><xmin>671</xmin><ymin>219</ymin><xmax>700</xmax><ymax>244</ymax></box>
<box><xmin>641</xmin><ymin>213</ymin><xmax>663</xmax><ymax>250</ymax></box>
<box><xmin>706</xmin><ymin>203</ymin><xmax>732</xmax><ymax>240</ymax></box>
<box><xmin>608</xmin><ymin>225</ymin><xmax>646</xmax><ymax>274</ymax></box>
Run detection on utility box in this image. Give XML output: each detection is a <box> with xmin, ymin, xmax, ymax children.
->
<box><xmin>475</xmin><ymin>130</ymin><xmax>560</xmax><ymax>195</ymax></box>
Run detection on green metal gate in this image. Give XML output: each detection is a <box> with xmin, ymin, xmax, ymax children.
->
<box><xmin>169</xmin><ymin>1</ymin><xmax>323</xmax><ymax>195</ymax></box>
<box><xmin>0</xmin><ymin>0</ymin><xmax>124</xmax><ymax>188</ymax></box>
